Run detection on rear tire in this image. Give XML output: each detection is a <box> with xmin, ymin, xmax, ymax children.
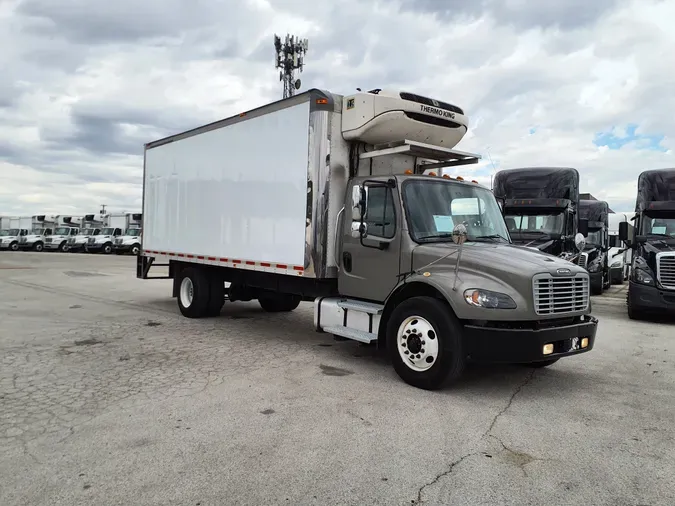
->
<box><xmin>206</xmin><ymin>276</ymin><xmax>225</xmax><ymax>317</ymax></box>
<box><xmin>386</xmin><ymin>296</ymin><xmax>465</xmax><ymax>390</ymax></box>
<box><xmin>258</xmin><ymin>293</ymin><xmax>301</xmax><ymax>312</ymax></box>
<box><xmin>177</xmin><ymin>267</ymin><xmax>210</xmax><ymax>318</ymax></box>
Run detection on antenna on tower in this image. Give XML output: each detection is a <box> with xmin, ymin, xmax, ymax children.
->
<box><xmin>274</xmin><ymin>33</ymin><xmax>309</xmax><ymax>99</ymax></box>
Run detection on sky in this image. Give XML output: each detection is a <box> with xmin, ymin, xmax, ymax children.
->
<box><xmin>1</xmin><ymin>0</ymin><xmax>673</xmax><ymax>217</ymax></box>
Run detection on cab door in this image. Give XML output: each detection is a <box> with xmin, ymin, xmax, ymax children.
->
<box><xmin>338</xmin><ymin>178</ymin><xmax>402</xmax><ymax>303</ymax></box>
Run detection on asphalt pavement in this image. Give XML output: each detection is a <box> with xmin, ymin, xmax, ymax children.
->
<box><xmin>1</xmin><ymin>252</ymin><xmax>673</xmax><ymax>506</ymax></box>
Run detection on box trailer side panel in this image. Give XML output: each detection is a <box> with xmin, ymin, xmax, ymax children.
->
<box><xmin>143</xmin><ymin>99</ymin><xmax>312</xmax><ymax>271</ymax></box>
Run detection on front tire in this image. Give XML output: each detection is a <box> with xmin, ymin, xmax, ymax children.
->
<box><xmin>627</xmin><ymin>290</ymin><xmax>644</xmax><ymax>320</ymax></box>
<box><xmin>102</xmin><ymin>243</ymin><xmax>113</xmax><ymax>254</ymax></box>
<box><xmin>177</xmin><ymin>267</ymin><xmax>211</xmax><ymax>318</ymax></box>
<box><xmin>34</xmin><ymin>242</ymin><xmax>44</xmax><ymax>252</ymax></box>
<box><xmin>9</xmin><ymin>242</ymin><xmax>19</xmax><ymax>251</ymax></box>
<box><xmin>386</xmin><ymin>296</ymin><xmax>465</xmax><ymax>390</ymax></box>
<box><xmin>591</xmin><ymin>275</ymin><xmax>604</xmax><ymax>295</ymax></box>
<box><xmin>131</xmin><ymin>244</ymin><xmax>140</xmax><ymax>256</ymax></box>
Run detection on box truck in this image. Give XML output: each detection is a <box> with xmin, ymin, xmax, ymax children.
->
<box><xmin>620</xmin><ymin>168</ymin><xmax>675</xmax><ymax>319</ymax></box>
<box><xmin>113</xmin><ymin>214</ymin><xmax>142</xmax><ymax>255</ymax></box>
<box><xmin>68</xmin><ymin>214</ymin><xmax>105</xmax><ymax>252</ymax></box>
<box><xmin>137</xmin><ymin>88</ymin><xmax>598</xmax><ymax>389</ymax></box>
<box><xmin>18</xmin><ymin>215</ymin><xmax>57</xmax><ymax>251</ymax></box>
<box><xmin>43</xmin><ymin>216</ymin><xmax>81</xmax><ymax>252</ymax></box>
<box><xmin>85</xmin><ymin>212</ymin><xmax>139</xmax><ymax>254</ymax></box>
<box><xmin>0</xmin><ymin>216</ymin><xmax>33</xmax><ymax>251</ymax></box>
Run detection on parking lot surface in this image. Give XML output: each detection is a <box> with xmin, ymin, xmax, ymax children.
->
<box><xmin>1</xmin><ymin>252</ymin><xmax>674</xmax><ymax>506</ymax></box>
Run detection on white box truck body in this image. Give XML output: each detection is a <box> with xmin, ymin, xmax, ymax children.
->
<box><xmin>138</xmin><ymin>88</ymin><xmax>598</xmax><ymax>389</ymax></box>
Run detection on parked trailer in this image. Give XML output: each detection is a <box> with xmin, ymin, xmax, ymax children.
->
<box><xmin>0</xmin><ymin>216</ymin><xmax>32</xmax><ymax>251</ymax></box>
<box><xmin>620</xmin><ymin>168</ymin><xmax>675</xmax><ymax>319</ymax></box>
<box><xmin>137</xmin><ymin>88</ymin><xmax>598</xmax><ymax>389</ymax></box>
<box><xmin>86</xmin><ymin>212</ymin><xmax>140</xmax><ymax>254</ymax></box>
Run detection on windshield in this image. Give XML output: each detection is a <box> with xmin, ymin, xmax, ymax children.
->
<box><xmin>586</xmin><ymin>229</ymin><xmax>604</xmax><ymax>247</ymax></box>
<box><xmin>81</xmin><ymin>228</ymin><xmax>95</xmax><ymax>235</ymax></box>
<box><xmin>641</xmin><ymin>213</ymin><xmax>675</xmax><ymax>239</ymax></box>
<box><xmin>609</xmin><ymin>235</ymin><xmax>621</xmax><ymax>248</ymax></box>
<box><xmin>31</xmin><ymin>229</ymin><xmax>45</xmax><ymax>235</ymax></box>
<box><xmin>403</xmin><ymin>180</ymin><xmax>510</xmax><ymax>243</ymax></box>
<box><xmin>3</xmin><ymin>229</ymin><xmax>19</xmax><ymax>236</ymax></box>
<box><xmin>54</xmin><ymin>227</ymin><xmax>71</xmax><ymax>235</ymax></box>
<box><xmin>504</xmin><ymin>213</ymin><xmax>564</xmax><ymax>237</ymax></box>
<box><xmin>100</xmin><ymin>228</ymin><xmax>115</xmax><ymax>235</ymax></box>
<box><xmin>125</xmin><ymin>228</ymin><xmax>141</xmax><ymax>236</ymax></box>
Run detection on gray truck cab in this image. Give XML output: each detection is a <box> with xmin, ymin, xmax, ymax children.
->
<box><xmin>321</xmin><ymin>171</ymin><xmax>598</xmax><ymax>389</ymax></box>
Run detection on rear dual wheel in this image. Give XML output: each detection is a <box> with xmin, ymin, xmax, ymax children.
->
<box><xmin>177</xmin><ymin>267</ymin><xmax>224</xmax><ymax>318</ymax></box>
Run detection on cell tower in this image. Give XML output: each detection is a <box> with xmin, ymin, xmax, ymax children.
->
<box><xmin>274</xmin><ymin>34</ymin><xmax>308</xmax><ymax>99</ymax></box>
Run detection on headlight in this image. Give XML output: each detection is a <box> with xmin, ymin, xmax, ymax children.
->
<box><xmin>633</xmin><ymin>268</ymin><xmax>654</xmax><ymax>286</ymax></box>
<box><xmin>464</xmin><ymin>289</ymin><xmax>517</xmax><ymax>309</ymax></box>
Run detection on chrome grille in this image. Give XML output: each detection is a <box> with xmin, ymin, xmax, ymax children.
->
<box><xmin>657</xmin><ymin>253</ymin><xmax>675</xmax><ymax>290</ymax></box>
<box><xmin>574</xmin><ymin>253</ymin><xmax>588</xmax><ymax>269</ymax></box>
<box><xmin>533</xmin><ymin>273</ymin><xmax>589</xmax><ymax>315</ymax></box>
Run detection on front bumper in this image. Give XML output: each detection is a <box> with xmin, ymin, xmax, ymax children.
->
<box><xmin>44</xmin><ymin>241</ymin><xmax>65</xmax><ymax>251</ymax></box>
<box><xmin>629</xmin><ymin>281</ymin><xmax>675</xmax><ymax>314</ymax></box>
<box><xmin>0</xmin><ymin>242</ymin><xmax>12</xmax><ymax>250</ymax></box>
<box><xmin>463</xmin><ymin>316</ymin><xmax>598</xmax><ymax>364</ymax></box>
<box><xmin>113</xmin><ymin>243</ymin><xmax>133</xmax><ymax>252</ymax></box>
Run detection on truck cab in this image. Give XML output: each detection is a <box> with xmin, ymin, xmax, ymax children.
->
<box><xmin>493</xmin><ymin>167</ymin><xmax>586</xmax><ymax>261</ymax></box>
<box><xmin>578</xmin><ymin>200</ymin><xmax>610</xmax><ymax>295</ymax></box>
<box><xmin>44</xmin><ymin>216</ymin><xmax>81</xmax><ymax>252</ymax></box>
<box><xmin>0</xmin><ymin>228</ymin><xmax>29</xmax><ymax>251</ymax></box>
<box><xmin>114</xmin><ymin>225</ymin><xmax>142</xmax><ymax>255</ymax></box>
<box><xmin>68</xmin><ymin>214</ymin><xmax>104</xmax><ymax>252</ymax></box>
<box><xmin>608</xmin><ymin>213</ymin><xmax>632</xmax><ymax>284</ymax></box>
<box><xmin>18</xmin><ymin>215</ymin><xmax>56</xmax><ymax>252</ymax></box>
<box><xmin>621</xmin><ymin>168</ymin><xmax>675</xmax><ymax>319</ymax></box>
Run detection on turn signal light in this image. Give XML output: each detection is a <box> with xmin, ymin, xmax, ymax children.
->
<box><xmin>316</xmin><ymin>98</ymin><xmax>328</xmax><ymax>104</ymax></box>
<box><xmin>404</xmin><ymin>169</ymin><xmax>413</xmax><ymax>175</ymax></box>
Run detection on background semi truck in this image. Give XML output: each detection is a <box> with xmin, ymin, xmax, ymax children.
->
<box><xmin>492</xmin><ymin>167</ymin><xmax>586</xmax><ymax>260</ymax></box>
<box><xmin>137</xmin><ymin>88</ymin><xmax>597</xmax><ymax>389</ymax></box>
<box><xmin>578</xmin><ymin>199</ymin><xmax>610</xmax><ymax>295</ymax></box>
<box><xmin>621</xmin><ymin>168</ymin><xmax>675</xmax><ymax>319</ymax></box>
<box><xmin>608</xmin><ymin>213</ymin><xmax>632</xmax><ymax>284</ymax></box>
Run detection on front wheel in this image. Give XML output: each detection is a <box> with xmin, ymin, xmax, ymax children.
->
<box><xmin>9</xmin><ymin>242</ymin><xmax>19</xmax><ymax>251</ymax></box>
<box><xmin>386</xmin><ymin>296</ymin><xmax>465</xmax><ymax>390</ymax></box>
<box><xmin>131</xmin><ymin>244</ymin><xmax>140</xmax><ymax>256</ymax></box>
<box><xmin>34</xmin><ymin>242</ymin><xmax>44</xmax><ymax>252</ymax></box>
<box><xmin>102</xmin><ymin>243</ymin><xmax>113</xmax><ymax>254</ymax></box>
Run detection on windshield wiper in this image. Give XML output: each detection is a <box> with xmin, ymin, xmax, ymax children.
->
<box><xmin>417</xmin><ymin>232</ymin><xmax>455</xmax><ymax>241</ymax></box>
<box><xmin>474</xmin><ymin>234</ymin><xmax>507</xmax><ymax>242</ymax></box>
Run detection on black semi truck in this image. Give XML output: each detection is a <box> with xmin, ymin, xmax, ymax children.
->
<box><xmin>620</xmin><ymin>168</ymin><xmax>675</xmax><ymax>319</ymax></box>
<box><xmin>578</xmin><ymin>199</ymin><xmax>610</xmax><ymax>295</ymax></box>
<box><xmin>493</xmin><ymin>167</ymin><xmax>586</xmax><ymax>260</ymax></box>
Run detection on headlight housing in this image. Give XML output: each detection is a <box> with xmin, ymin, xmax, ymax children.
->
<box><xmin>464</xmin><ymin>289</ymin><xmax>517</xmax><ymax>309</ymax></box>
<box><xmin>587</xmin><ymin>257</ymin><xmax>602</xmax><ymax>273</ymax></box>
<box><xmin>632</xmin><ymin>268</ymin><xmax>654</xmax><ymax>286</ymax></box>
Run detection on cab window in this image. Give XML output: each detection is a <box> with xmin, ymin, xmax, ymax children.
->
<box><xmin>365</xmin><ymin>186</ymin><xmax>396</xmax><ymax>239</ymax></box>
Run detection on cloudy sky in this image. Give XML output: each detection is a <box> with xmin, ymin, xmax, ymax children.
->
<box><xmin>1</xmin><ymin>0</ymin><xmax>673</xmax><ymax>217</ymax></box>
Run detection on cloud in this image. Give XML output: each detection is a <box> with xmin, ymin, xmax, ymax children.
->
<box><xmin>1</xmin><ymin>0</ymin><xmax>673</xmax><ymax>217</ymax></box>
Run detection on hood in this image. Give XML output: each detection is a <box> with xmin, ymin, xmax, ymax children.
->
<box><xmin>412</xmin><ymin>241</ymin><xmax>584</xmax><ymax>282</ymax></box>
<box><xmin>643</xmin><ymin>239</ymin><xmax>675</xmax><ymax>254</ymax></box>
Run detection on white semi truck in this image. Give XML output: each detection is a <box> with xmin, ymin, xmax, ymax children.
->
<box><xmin>0</xmin><ymin>216</ymin><xmax>33</xmax><ymax>251</ymax></box>
<box><xmin>44</xmin><ymin>216</ymin><xmax>81</xmax><ymax>252</ymax></box>
<box><xmin>68</xmin><ymin>214</ymin><xmax>105</xmax><ymax>252</ymax></box>
<box><xmin>86</xmin><ymin>212</ymin><xmax>140</xmax><ymax>254</ymax></box>
<box><xmin>18</xmin><ymin>215</ymin><xmax>58</xmax><ymax>251</ymax></box>
<box><xmin>137</xmin><ymin>88</ymin><xmax>598</xmax><ymax>390</ymax></box>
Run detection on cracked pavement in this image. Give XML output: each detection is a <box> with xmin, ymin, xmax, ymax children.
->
<box><xmin>1</xmin><ymin>252</ymin><xmax>674</xmax><ymax>506</ymax></box>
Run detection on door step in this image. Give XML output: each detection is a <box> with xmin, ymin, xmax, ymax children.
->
<box><xmin>337</xmin><ymin>299</ymin><xmax>383</xmax><ymax>314</ymax></box>
<box><xmin>323</xmin><ymin>325</ymin><xmax>378</xmax><ymax>344</ymax></box>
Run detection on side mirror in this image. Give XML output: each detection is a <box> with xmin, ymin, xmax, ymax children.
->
<box><xmin>350</xmin><ymin>221</ymin><xmax>367</xmax><ymax>238</ymax></box>
<box><xmin>618</xmin><ymin>221</ymin><xmax>629</xmax><ymax>241</ymax></box>
<box><xmin>574</xmin><ymin>232</ymin><xmax>586</xmax><ymax>252</ymax></box>
<box><xmin>351</xmin><ymin>185</ymin><xmax>368</xmax><ymax>221</ymax></box>
<box><xmin>452</xmin><ymin>223</ymin><xmax>468</xmax><ymax>245</ymax></box>
<box><xmin>635</xmin><ymin>235</ymin><xmax>647</xmax><ymax>244</ymax></box>
<box><xmin>578</xmin><ymin>219</ymin><xmax>589</xmax><ymax>237</ymax></box>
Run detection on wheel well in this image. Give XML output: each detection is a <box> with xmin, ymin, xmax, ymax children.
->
<box><xmin>378</xmin><ymin>282</ymin><xmax>453</xmax><ymax>349</ymax></box>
